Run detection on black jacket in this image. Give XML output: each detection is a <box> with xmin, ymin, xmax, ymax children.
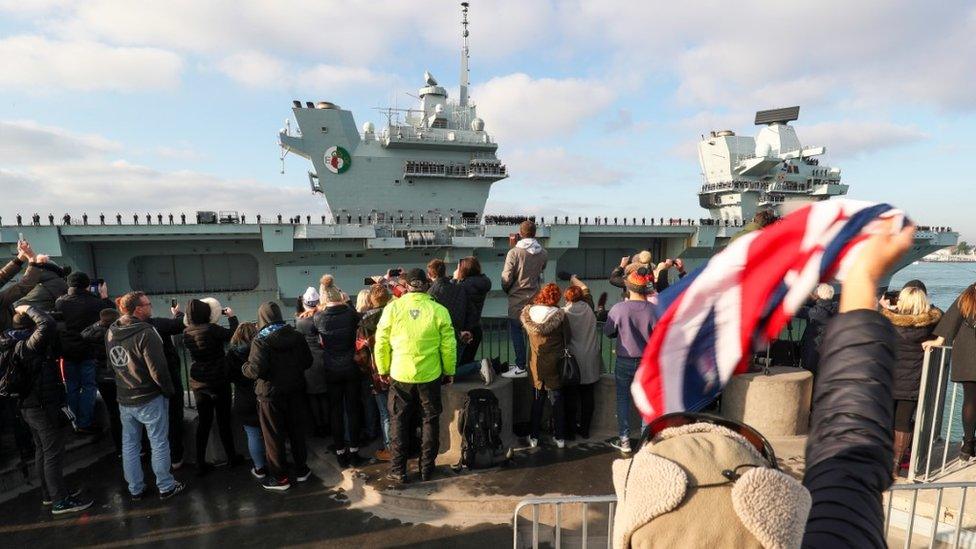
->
<box><xmin>797</xmin><ymin>298</ymin><xmax>839</xmax><ymax>374</ymax></box>
<box><xmin>55</xmin><ymin>287</ymin><xmax>116</xmax><ymax>361</ymax></box>
<box><xmin>312</xmin><ymin>304</ymin><xmax>360</xmax><ymax>381</ymax></box>
<box><xmin>81</xmin><ymin>320</ymin><xmax>113</xmax><ymax>383</ymax></box>
<box><xmin>882</xmin><ymin>307</ymin><xmax>942</xmax><ymax>401</ymax></box>
<box><xmin>429</xmin><ymin>277</ymin><xmax>472</xmax><ymax>333</ymax></box>
<box><xmin>456</xmin><ymin>274</ymin><xmax>491</xmax><ymax>328</ymax></box>
<box><xmin>148</xmin><ymin>313</ymin><xmax>186</xmax><ymax>389</ymax></box>
<box><xmin>227</xmin><ymin>344</ymin><xmax>258</xmax><ymax>426</ymax></box>
<box><xmin>244</xmin><ymin>302</ymin><xmax>313</xmax><ymax>400</ymax></box>
<box><xmin>802</xmin><ymin>309</ymin><xmax>895</xmax><ymax>548</ymax></box>
<box><xmin>1</xmin><ymin>307</ymin><xmax>64</xmax><ymax>409</ymax></box>
<box><xmin>183</xmin><ymin>300</ymin><xmax>238</xmax><ymax>391</ymax></box>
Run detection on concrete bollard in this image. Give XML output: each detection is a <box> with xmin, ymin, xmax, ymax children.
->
<box><xmin>720</xmin><ymin>366</ymin><xmax>813</xmax><ymax>437</ymax></box>
<box><xmin>438</xmin><ymin>376</ymin><xmax>517</xmax><ymax>463</ymax></box>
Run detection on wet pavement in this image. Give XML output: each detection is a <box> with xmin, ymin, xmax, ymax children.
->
<box><xmin>0</xmin><ymin>453</ymin><xmax>510</xmax><ymax>548</ymax></box>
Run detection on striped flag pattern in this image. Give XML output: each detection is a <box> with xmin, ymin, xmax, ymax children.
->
<box><xmin>631</xmin><ymin>199</ymin><xmax>907</xmax><ymax>422</ymax></box>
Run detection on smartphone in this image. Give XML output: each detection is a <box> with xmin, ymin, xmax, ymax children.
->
<box><xmin>171</xmin><ymin>298</ymin><xmax>178</xmax><ymax>308</ymax></box>
<box><xmin>884</xmin><ymin>290</ymin><xmax>899</xmax><ymax>306</ymax></box>
<box><xmin>18</xmin><ymin>232</ymin><xmax>24</xmax><ymax>243</ymax></box>
<box><xmin>388</xmin><ymin>268</ymin><xmax>402</xmax><ymax>278</ymax></box>
<box><xmin>364</xmin><ymin>276</ymin><xmax>377</xmax><ymax>286</ymax></box>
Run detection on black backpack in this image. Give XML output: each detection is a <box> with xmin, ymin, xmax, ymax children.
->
<box><xmin>0</xmin><ymin>341</ymin><xmax>34</xmax><ymax>399</ymax></box>
<box><xmin>457</xmin><ymin>389</ymin><xmax>503</xmax><ymax>470</ymax></box>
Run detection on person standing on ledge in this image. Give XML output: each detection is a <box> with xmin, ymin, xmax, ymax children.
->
<box><xmin>374</xmin><ymin>268</ymin><xmax>456</xmax><ymax>484</ymax></box>
<box><xmin>501</xmin><ymin>220</ymin><xmax>547</xmax><ymax>378</ymax></box>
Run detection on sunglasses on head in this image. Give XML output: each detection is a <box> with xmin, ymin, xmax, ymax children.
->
<box><xmin>642</xmin><ymin>412</ymin><xmax>779</xmax><ymax>470</ymax></box>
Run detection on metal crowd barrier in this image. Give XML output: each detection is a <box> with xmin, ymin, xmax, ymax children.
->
<box><xmin>909</xmin><ymin>346</ymin><xmax>964</xmax><ymax>483</ymax></box>
<box><xmin>515</xmin><ymin>482</ymin><xmax>976</xmax><ymax>548</ymax></box>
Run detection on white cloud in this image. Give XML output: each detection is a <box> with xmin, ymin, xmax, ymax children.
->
<box><xmin>0</xmin><ymin>35</ymin><xmax>183</xmax><ymax>92</ymax></box>
<box><xmin>473</xmin><ymin>73</ymin><xmax>616</xmax><ymax>144</ymax></box>
<box><xmin>217</xmin><ymin>51</ymin><xmax>392</xmax><ymax>93</ymax></box>
<box><xmin>504</xmin><ymin>147</ymin><xmax>628</xmax><ymax>188</ymax></box>
<box><xmin>802</xmin><ymin>121</ymin><xmax>928</xmax><ymax>159</ymax></box>
<box><xmin>0</xmin><ymin>120</ymin><xmax>121</xmax><ymax>165</ymax></box>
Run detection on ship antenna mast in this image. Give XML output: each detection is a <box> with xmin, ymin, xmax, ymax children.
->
<box><xmin>459</xmin><ymin>2</ymin><xmax>470</xmax><ymax>107</ymax></box>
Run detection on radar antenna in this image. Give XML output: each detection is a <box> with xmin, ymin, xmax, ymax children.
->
<box><xmin>459</xmin><ymin>2</ymin><xmax>470</xmax><ymax>107</ymax></box>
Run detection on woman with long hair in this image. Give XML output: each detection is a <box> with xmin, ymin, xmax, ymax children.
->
<box><xmin>226</xmin><ymin>322</ymin><xmax>266</xmax><ymax>479</ymax></box>
<box><xmin>452</xmin><ymin>256</ymin><xmax>494</xmax><ymax>383</ymax></box>
<box><xmin>358</xmin><ymin>283</ymin><xmax>393</xmax><ymax>461</ymax></box>
<box><xmin>927</xmin><ymin>283</ymin><xmax>976</xmax><ymax>460</ymax></box>
<box><xmin>882</xmin><ymin>284</ymin><xmax>941</xmax><ymax>475</ymax></box>
<box><xmin>521</xmin><ymin>282</ymin><xmax>568</xmax><ymax>448</ymax></box>
<box><xmin>562</xmin><ymin>277</ymin><xmax>603</xmax><ymax>439</ymax></box>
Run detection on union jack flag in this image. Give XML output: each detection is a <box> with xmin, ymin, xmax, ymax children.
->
<box><xmin>631</xmin><ymin>199</ymin><xmax>908</xmax><ymax>422</ymax></box>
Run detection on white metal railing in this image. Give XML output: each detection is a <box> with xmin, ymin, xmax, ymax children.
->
<box><xmin>513</xmin><ymin>496</ymin><xmax>617</xmax><ymax>549</ymax></box>
<box><xmin>909</xmin><ymin>345</ymin><xmax>969</xmax><ymax>482</ymax></box>
<box><xmin>885</xmin><ymin>481</ymin><xmax>976</xmax><ymax>548</ymax></box>
<box><xmin>515</xmin><ymin>482</ymin><xmax>976</xmax><ymax>548</ymax></box>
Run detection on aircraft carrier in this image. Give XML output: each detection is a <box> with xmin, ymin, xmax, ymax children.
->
<box><xmin>0</xmin><ymin>3</ymin><xmax>957</xmax><ymax>321</ymax></box>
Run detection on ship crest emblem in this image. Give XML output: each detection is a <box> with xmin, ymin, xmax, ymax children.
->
<box><xmin>324</xmin><ymin>146</ymin><xmax>351</xmax><ymax>174</ymax></box>
<box><xmin>409</xmin><ymin>309</ymin><xmax>420</xmax><ymax>319</ymax></box>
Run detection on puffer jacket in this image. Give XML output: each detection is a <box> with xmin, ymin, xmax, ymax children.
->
<box><xmin>55</xmin><ymin>287</ymin><xmax>116</xmax><ymax>361</ymax></box>
<box><xmin>0</xmin><ymin>258</ymin><xmax>41</xmax><ymax>330</ymax></box>
<box><xmin>227</xmin><ymin>343</ymin><xmax>258</xmax><ymax>426</ymax></box>
<box><xmin>456</xmin><ymin>274</ymin><xmax>491</xmax><ymax>329</ymax></box>
<box><xmin>802</xmin><ymin>309</ymin><xmax>896</xmax><ymax>548</ymax></box>
<box><xmin>1</xmin><ymin>307</ymin><xmax>64</xmax><ymax>409</ymax></box>
<box><xmin>521</xmin><ymin>304</ymin><xmax>567</xmax><ymax>390</ymax></box>
<box><xmin>295</xmin><ymin>315</ymin><xmax>327</xmax><ymax>394</ymax></box>
<box><xmin>13</xmin><ymin>262</ymin><xmax>67</xmax><ymax>313</ymax></box>
<box><xmin>244</xmin><ymin>302</ymin><xmax>313</xmax><ymax>400</ymax></box>
<box><xmin>183</xmin><ymin>299</ymin><xmax>238</xmax><ymax>391</ymax></box>
<box><xmin>882</xmin><ymin>306</ymin><xmax>942</xmax><ymax>401</ymax></box>
<box><xmin>312</xmin><ymin>304</ymin><xmax>360</xmax><ymax>382</ymax></box>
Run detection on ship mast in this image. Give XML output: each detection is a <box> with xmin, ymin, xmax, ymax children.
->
<box><xmin>459</xmin><ymin>2</ymin><xmax>470</xmax><ymax>107</ymax></box>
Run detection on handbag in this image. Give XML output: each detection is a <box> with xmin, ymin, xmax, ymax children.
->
<box><xmin>559</xmin><ymin>322</ymin><xmax>581</xmax><ymax>385</ymax></box>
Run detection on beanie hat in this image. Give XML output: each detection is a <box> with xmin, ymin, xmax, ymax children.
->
<box><xmin>624</xmin><ymin>250</ymin><xmax>654</xmax><ymax>276</ymax></box>
<box><xmin>302</xmin><ymin>286</ymin><xmax>320</xmax><ymax>307</ymax></box>
<box><xmin>625</xmin><ymin>267</ymin><xmax>654</xmax><ymax>295</ymax></box>
<box><xmin>902</xmin><ymin>279</ymin><xmax>927</xmax><ymax>294</ymax></box>
<box><xmin>67</xmin><ymin>271</ymin><xmax>91</xmax><ymax>289</ymax></box>
<box><xmin>99</xmin><ymin>308</ymin><xmax>120</xmax><ymax>324</ymax></box>
<box><xmin>319</xmin><ymin>274</ymin><xmax>343</xmax><ymax>303</ymax></box>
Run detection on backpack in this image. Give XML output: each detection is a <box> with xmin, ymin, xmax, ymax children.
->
<box><xmin>457</xmin><ymin>389</ymin><xmax>503</xmax><ymax>470</ymax></box>
<box><xmin>0</xmin><ymin>341</ymin><xmax>35</xmax><ymax>399</ymax></box>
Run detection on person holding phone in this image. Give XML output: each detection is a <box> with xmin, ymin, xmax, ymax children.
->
<box><xmin>0</xmin><ymin>239</ymin><xmax>40</xmax><ymax>331</ymax></box>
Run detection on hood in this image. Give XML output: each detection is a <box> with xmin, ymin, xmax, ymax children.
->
<box><xmin>462</xmin><ymin>274</ymin><xmax>491</xmax><ymax>292</ymax></box>
<box><xmin>200</xmin><ymin>297</ymin><xmax>223</xmax><ymax>324</ymax></box>
<box><xmin>516</xmin><ymin>238</ymin><xmax>543</xmax><ymax>255</ymax></box>
<box><xmin>34</xmin><ymin>261</ymin><xmax>65</xmax><ymax>279</ymax></box>
<box><xmin>186</xmin><ymin>299</ymin><xmax>213</xmax><ymax>326</ymax></box>
<box><xmin>882</xmin><ymin>306</ymin><xmax>943</xmax><ymax>328</ymax></box>
<box><xmin>257</xmin><ymin>302</ymin><xmax>284</xmax><ymax>329</ymax></box>
<box><xmin>109</xmin><ymin>315</ymin><xmax>154</xmax><ymax>342</ymax></box>
<box><xmin>521</xmin><ymin>305</ymin><xmax>564</xmax><ymax>335</ymax></box>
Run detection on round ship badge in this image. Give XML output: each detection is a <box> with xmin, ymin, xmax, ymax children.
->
<box><xmin>324</xmin><ymin>146</ymin><xmax>351</xmax><ymax>174</ymax></box>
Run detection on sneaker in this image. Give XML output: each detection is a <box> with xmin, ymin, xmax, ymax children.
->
<box><xmin>528</xmin><ymin>436</ymin><xmax>539</xmax><ymax>448</ymax></box>
<box><xmin>420</xmin><ymin>469</ymin><xmax>434</xmax><ymax>482</ymax></box>
<box><xmin>554</xmin><ymin>438</ymin><xmax>566</xmax><ymax>449</ymax></box>
<box><xmin>159</xmin><ymin>481</ymin><xmax>186</xmax><ymax>500</ymax></box>
<box><xmin>336</xmin><ymin>451</ymin><xmax>351</xmax><ymax>468</ymax></box>
<box><xmin>51</xmin><ymin>495</ymin><xmax>93</xmax><ymax>515</ymax></box>
<box><xmin>960</xmin><ymin>440</ymin><xmax>975</xmax><ymax>461</ymax></box>
<box><xmin>250</xmin><ymin>467</ymin><xmax>267</xmax><ymax>480</ymax></box>
<box><xmin>295</xmin><ymin>466</ymin><xmax>312</xmax><ymax>482</ymax></box>
<box><xmin>501</xmin><ymin>366</ymin><xmax>528</xmax><ymax>379</ymax></box>
<box><xmin>386</xmin><ymin>472</ymin><xmax>408</xmax><ymax>485</ymax></box>
<box><xmin>131</xmin><ymin>489</ymin><xmax>148</xmax><ymax>501</ymax></box>
<box><xmin>374</xmin><ymin>449</ymin><xmax>391</xmax><ymax>462</ymax></box>
<box><xmin>480</xmin><ymin>358</ymin><xmax>496</xmax><ymax>385</ymax></box>
<box><xmin>262</xmin><ymin>476</ymin><xmax>291</xmax><ymax>492</ymax></box>
<box><xmin>43</xmin><ymin>488</ymin><xmax>83</xmax><ymax>506</ymax></box>
<box><xmin>609</xmin><ymin>437</ymin><xmax>632</xmax><ymax>454</ymax></box>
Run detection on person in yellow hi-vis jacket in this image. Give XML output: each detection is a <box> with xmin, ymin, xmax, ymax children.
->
<box><xmin>374</xmin><ymin>268</ymin><xmax>456</xmax><ymax>485</ymax></box>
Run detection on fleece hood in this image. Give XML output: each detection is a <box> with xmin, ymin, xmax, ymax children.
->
<box><xmin>257</xmin><ymin>302</ymin><xmax>284</xmax><ymax>329</ymax></box>
<box><xmin>516</xmin><ymin>238</ymin><xmax>543</xmax><ymax>255</ymax></box>
<box><xmin>882</xmin><ymin>306</ymin><xmax>943</xmax><ymax>328</ymax></box>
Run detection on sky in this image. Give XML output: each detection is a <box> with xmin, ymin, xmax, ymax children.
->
<box><xmin>1</xmin><ymin>1</ymin><xmax>974</xmax><ymax>240</ymax></box>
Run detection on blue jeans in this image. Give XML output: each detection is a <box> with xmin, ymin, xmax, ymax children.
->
<box><xmin>508</xmin><ymin>318</ymin><xmax>527</xmax><ymax>368</ymax></box>
<box><xmin>455</xmin><ymin>361</ymin><xmax>481</xmax><ymax>378</ymax></box>
<box><xmin>374</xmin><ymin>392</ymin><xmax>390</xmax><ymax>448</ymax></box>
<box><xmin>614</xmin><ymin>357</ymin><xmax>645</xmax><ymax>439</ymax></box>
<box><xmin>243</xmin><ymin>424</ymin><xmax>266</xmax><ymax>470</ymax></box>
<box><xmin>65</xmin><ymin>359</ymin><xmax>97</xmax><ymax>428</ymax></box>
<box><xmin>120</xmin><ymin>395</ymin><xmax>175</xmax><ymax>495</ymax></box>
